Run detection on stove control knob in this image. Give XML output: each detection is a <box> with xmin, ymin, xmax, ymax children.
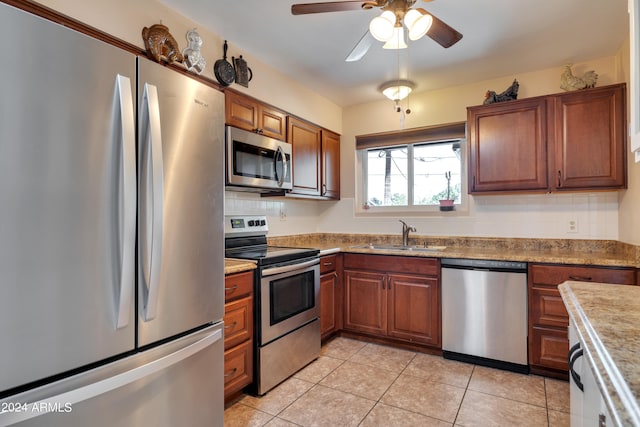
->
<box><xmin>248</xmin><ymin>220</ymin><xmax>255</xmax><ymax>226</ymax></box>
<box><xmin>260</xmin><ymin>220</ymin><xmax>266</xmax><ymax>226</ymax></box>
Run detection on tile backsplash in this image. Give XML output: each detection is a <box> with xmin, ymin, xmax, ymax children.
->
<box><xmin>225</xmin><ymin>191</ymin><xmax>619</xmax><ymax>240</ymax></box>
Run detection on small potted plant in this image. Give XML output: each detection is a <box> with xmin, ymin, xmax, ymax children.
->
<box><xmin>439</xmin><ymin>171</ymin><xmax>455</xmax><ymax>211</ymax></box>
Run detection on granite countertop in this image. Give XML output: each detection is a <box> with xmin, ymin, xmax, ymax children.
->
<box><xmin>559</xmin><ymin>281</ymin><xmax>640</xmax><ymax>426</ymax></box>
<box><xmin>224</xmin><ymin>258</ymin><xmax>256</xmax><ymax>275</ymax></box>
<box><xmin>267</xmin><ymin>234</ymin><xmax>639</xmax><ymax>267</ymax></box>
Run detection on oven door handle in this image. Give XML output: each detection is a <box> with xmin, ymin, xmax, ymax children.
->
<box><xmin>262</xmin><ymin>258</ymin><xmax>319</xmax><ymax>277</ymax></box>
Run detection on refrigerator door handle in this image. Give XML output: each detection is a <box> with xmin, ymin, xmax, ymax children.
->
<box><xmin>0</xmin><ymin>328</ymin><xmax>222</xmax><ymax>425</ymax></box>
<box><xmin>140</xmin><ymin>83</ymin><xmax>165</xmax><ymax>321</ymax></box>
<box><xmin>115</xmin><ymin>75</ymin><xmax>136</xmax><ymax>329</ymax></box>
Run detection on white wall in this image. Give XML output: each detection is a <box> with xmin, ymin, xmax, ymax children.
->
<box><xmin>34</xmin><ymin>0</ymin><xmax>342</xmax><ymax>133</ymax></box>
<box><xmin>34</xmin><ymin>0</ymin><xmax>636</xmax><ymax>240</ymax></box>
<box><xmin>314</xmin><ymin>57</ymin><xmax>627</xmax><ymax>240</ymax></box>
<box><xmin>616</xmin><ymin>35</ymin><xmax>640</xmax><ymax>245</ymax></box>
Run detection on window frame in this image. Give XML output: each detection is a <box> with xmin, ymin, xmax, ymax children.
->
<box><xmin>356</xmin><ymin>122</ymin><xmax>468</xmax><ymax>215</ymax></box>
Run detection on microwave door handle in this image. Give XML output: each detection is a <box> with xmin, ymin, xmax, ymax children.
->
<box><xmin>275</xmin><ymin>145</ymin><xmax>287</xmax><ymax>187</ymax></box>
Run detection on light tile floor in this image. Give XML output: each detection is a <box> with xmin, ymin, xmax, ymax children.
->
<box><xmin>224</xmin><ymin>337</ymin><xmax>570</xmax><ymax>427</ymax></box>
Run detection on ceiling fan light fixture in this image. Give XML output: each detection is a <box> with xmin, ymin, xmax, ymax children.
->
<box><xmin>404</xmin><ymin>8</ymin><xmax>433</xmax><ymax>41</ymax></box>
<box><xmin>380</xmin><ymin>80</ymin><xmax>415</xmax><ymax>101</ymax></box>
<box><xmin>369</xmin><ymin>10</ymin><xmax>396</xmax><ymax>41</ymax></box>
<box><xmin>382</xmin><ymin>25</ymin><xmax>408</xmax><ymax>49</ymax></box>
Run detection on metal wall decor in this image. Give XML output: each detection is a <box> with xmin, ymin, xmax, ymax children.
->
<box><xmin>483</xmin><ymin>79</ymin><xmax>519</xmax><ymax>105</ymax></box>
<box><xmin>142</xmin><ymin>23</ymin><xmax>184</xmax><ymax>64</ymax></box>
<box><xmin>233</xmin><ymin>55</ymin><xmax>253</xmax><ymax>87</ymax></box>
<box><xmin>214</xmin><ymin>40</ymin><xmax>235</xmax><ymax>86</ymax></box>
<box><xmin>182</xmin><ymin>28</ymin><xmax>206</xmax><ymax>75</ymax></box>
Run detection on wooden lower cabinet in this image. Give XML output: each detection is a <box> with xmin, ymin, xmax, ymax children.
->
<box><xmin>223</xmin><ymin>270</ymin><xmax>254</xmax><ymax>403</ymax></box>
<box><xmin>343</xmin><ymin>254</ymin><xmax>441</xmax><ymax>347</ymax></box>
<box><xmin>387</xmin><ymin>274</ymin><xmax>440</xmax><ymax>346</ymax></box>
<box><xmin>528</xmin><ymin>264</ymin><xmax>635</xmax><ymax>377</ymax></box>
<box><xmin>224</xmin><ymin>340</ymin><xmax>253</xmax><ymax>398</ymax></box>
<box><xmin>320</xmin><ymin>254</ymin><xmax>342</xmax><ymax>338</ymax></box>
<box><xmin>344</xmin><ymin>270</ymin><xmax>387</xmax><ymax>335</ymax></box>
<box><xmin>320</xmin><ymin>272</ymin><xmax>337</xmax><ymax>335</ymax></box>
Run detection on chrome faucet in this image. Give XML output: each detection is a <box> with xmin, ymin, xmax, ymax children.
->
<box><xmin>399</xmin><ymin>220</ymin><xmax>416</xmax><ymax>246</ymax></box>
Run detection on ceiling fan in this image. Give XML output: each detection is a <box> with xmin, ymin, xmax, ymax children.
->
<box><xmin>291</xmin><ymin>0</ymin><xmax>463</xmax><ymax>62</ymax></box>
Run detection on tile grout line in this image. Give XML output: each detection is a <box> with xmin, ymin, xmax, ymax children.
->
<box><xmin>451</xmin><ymin>363</ymin><xmax>476</xmax><ymax>426</ymax></box>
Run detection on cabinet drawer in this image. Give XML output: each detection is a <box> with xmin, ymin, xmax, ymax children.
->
<box><xmin>224</xmin><ymin>271</ymin><xmax>254</xmax><ymax>302</ymax></box>
<box><xmin>344</xmin><ymin>253</ymin><xmax>439</xmax><ymax>276</ymax></box>
<box><xmin>224</xmin><ymin>340</ymin><xmax>253</xmax><ymax>397</ymax></box>
<box><xmin>530</xmin><ymin>264</ymin><xmax>635</xmax><ymax>286</ymax></box>
<box><xmin>224</xmin><ymin>295</ymin><xmax>253</xmax><ymax>350</ymax></box>
<box><xmin>530</xmin><ymin>326</ymin><xmax>569</xmax><ymax>371</ymax></box>
<box><xmin>530</xmin><ymin>285</ymin><xmax>569</xmax><ymax>327</ymax></box>
<box><xmin>320</xmin><ymin>254</ymin><xmax>337</xmax><ymax>274</ymax></box>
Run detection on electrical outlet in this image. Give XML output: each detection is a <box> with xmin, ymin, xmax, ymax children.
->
<box><xmin>567</xmin><ymin>219</ymin><xmax>578</xmax><ymax>233</ymax></box>
<box><xmin>279</xmin><ymin>208</ymin><xmax>287</xmax><ymax>221</ymax></box>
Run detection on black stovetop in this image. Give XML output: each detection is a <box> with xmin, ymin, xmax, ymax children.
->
<box><xmin>225</xmin><ymin>235</ymin><xmax>319</xmax><ymax>267</ymax></box>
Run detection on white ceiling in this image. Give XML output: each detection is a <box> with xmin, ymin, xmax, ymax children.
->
<box><xmin>161</xmin><ymin>0</ymin><xmax>629</xmax><ymax>107</ymax></box>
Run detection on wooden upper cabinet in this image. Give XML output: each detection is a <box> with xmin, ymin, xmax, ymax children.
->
<box><xmin>322</xmin><ymin>130</ymin><xmax>341</xmax><ymax>199</ymax></box>
<box><xmin>468</xmin><ymin>83</ymin><xmax>627</xmax><ymax>194</ymax></box>
<box><xmin>468</xmin><ymin>97</ymin><xmax>549</xmax><ymax>193</ymax></box>
<box><xmin>288</xmin><ymin>116</ymin><xmax>322</xmax><ymax>196</ymax></box>
<box><xmin>225</xmin><ymin>90</ymin><xmax>287</xmax><ymax>141</ymax></box>
<box><xmin>553</xmin><ymin>84</ymin><xmax>627</xmax><ymax>190</ymax></box>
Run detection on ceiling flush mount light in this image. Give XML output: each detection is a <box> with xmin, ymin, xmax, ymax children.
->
<box><xmin>380</xmin><ymin>80</ymin><xmax>415</xmax><ymax>101</ymax></box>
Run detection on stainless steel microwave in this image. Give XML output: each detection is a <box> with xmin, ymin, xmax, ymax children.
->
<box><xmin>225</xmin><ymin>125</ymin><xmax>292</xmax><ymax>191</ymax></box>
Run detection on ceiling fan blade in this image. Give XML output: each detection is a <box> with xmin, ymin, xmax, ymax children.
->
<box><xmin>420</xmin><ymin>9</ymin><xmax>463</xmax><ymax>48</ymax></box>
<box><xmin>345</xmin><ymin>31</ymin><xmax>373</xmax><ymax>62</ymax></box>
<box><xmin>292</xmin><ymin>1</ymin><xmax>367</xmax><ymax>15</ymax></box>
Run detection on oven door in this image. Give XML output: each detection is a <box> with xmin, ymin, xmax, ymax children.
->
<box><xmin>260</xmin><ymin>258</ymin><xmax>319</xmax><ymax>345</ymax></box>
<box><xmin>226</xmin><ymin>125</ymin><xmax>292</xmax><ymax>190</ymax></box>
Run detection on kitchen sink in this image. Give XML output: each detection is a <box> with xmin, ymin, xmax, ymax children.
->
<box><xmin>350</xmin><ymin>244</ymin><xmax>447</xmax><ymax>252</ymax></box>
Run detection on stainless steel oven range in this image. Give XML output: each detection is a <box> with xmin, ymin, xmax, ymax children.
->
<box><xmin>224</xmin><ymin>215</ymin><xmax>320</xmax><ymax>395</ymax></box>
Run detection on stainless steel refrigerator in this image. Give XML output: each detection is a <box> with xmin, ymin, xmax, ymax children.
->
<box><xmin>0</xmin><ymin>3</ymin><xmax>224</xmax><ymax>426</ymax></box>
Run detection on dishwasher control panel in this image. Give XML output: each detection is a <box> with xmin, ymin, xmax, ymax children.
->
<box><xmin>441</xmin><ymin>258</ymin><xmax>527</xmax><ymax>271</ymax></box>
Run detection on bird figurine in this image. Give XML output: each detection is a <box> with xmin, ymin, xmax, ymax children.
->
<box><xmin>560</xmin><ymin>64</ymin><xmax>598</xmax><ymax>91</ymax></box>
<box><xmin>483</xmin><ymin>79</ymin><xmax>519</xmax><ymax>105</ymax></box>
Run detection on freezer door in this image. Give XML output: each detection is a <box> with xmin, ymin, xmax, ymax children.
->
<box><xmin>0</xmin><ymin>324</ymin><xmax>224</xmax><ymax>427</ymax></box>
<box><xmin>0</xmin><ymin>4</ymin><xmax>137</xmax><ymax>392</ymax></box>
<box><xmin>137</xmin><ymin>58</ymin><xmax>225</xmax><ymax>346</ymax></box>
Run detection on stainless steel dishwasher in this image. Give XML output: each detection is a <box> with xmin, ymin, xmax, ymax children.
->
<box><xmin>441</xmin><ymin>258</ymin><xmax>529</xmax><ymax>373</ymax></box>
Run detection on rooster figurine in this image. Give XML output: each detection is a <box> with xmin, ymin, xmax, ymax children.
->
<box><xmin>560</xmin><ymin>64</ymin><xmax>598</xmax><ymax>91</ymax></box>
<box><xmin>483</xmin><ymin>79</ymin><xmax>519</xmax><ymax>105</ymax></box>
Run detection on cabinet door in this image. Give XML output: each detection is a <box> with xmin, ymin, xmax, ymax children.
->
<box><xmin>387</xmin><ymin>273</ymin><xmax>441</xmax><ymax>346</ymax></box>
<box><xmin>468</xmin><ymin>97</ymin><xmax>548</xmax><ymax>193</ymax></box>
<box><xmin>530</xmin><ymin>326</ymin><xmax>569</xmax><ymax>371</ymax></box>
<box><xmin>225</xmin><ymin>90</ymin><xmax>287</xmax><ymax>141</ymax></box>
<box><xmin>259</xmin><ymin>105</ymin><xmax>287</xmax><ymax>141</ymax></box>
<box><xmin>320</xmin><ymin>272</ymin><xmax>337</xmax><ymax>337</ymax></box>
<box><xmin>288</xmin><ymin>117</ymin><xmax>322</xmax><ymax>196</ymax></box>
<box><xmin>224</xmin><ymin>340</ymin><xmax>253</xmax><ymax>398</ymax></box>
<box><xmin>223</xmin><ymin>295</ymin><xmax>253</xmax><ymax>350</ymax></box>
<box><xmin>226</xmin><ymin>90</ymin><xmax>258</xmax><ymax>131</ymax></box>
<box><xmin>344</xmin><ymin>270</ymin><xmax>387</xmax><ymax>336</ymax></box>
<box><xmin>553</xmin><ymin>84</ymin><xmax>626</xmax><ymax>190</ymax></box>
<box><xmin>322</xmin><ymin>130</ymin><xmax>341</xmax><ymax>199</ymax></box>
